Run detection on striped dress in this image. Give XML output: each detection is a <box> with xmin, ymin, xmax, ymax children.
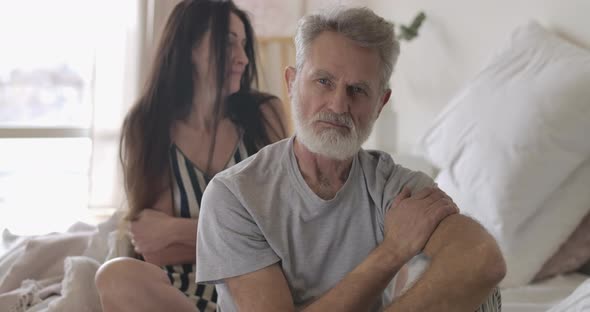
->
<box><xmin>165</xmin><ymin>135</ymin><xmax>254</xmax><ymax>311</ymax></box>
<box><xmin>477</xmin><ymin>287</ymin><xmax>502</xmax><ymax>312</ymax></box>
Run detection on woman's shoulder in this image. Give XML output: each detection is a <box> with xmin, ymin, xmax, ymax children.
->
<box><xmin>257</xmin><ymin>94</ymin><xmax>283</xmax><ymax>119</ymax></box>
<box><xmin>234</xmin><ymin>90</ymin><xmax>276</xmax><ymax>104</ymax></box>
<box><xmin>228</xmin><ymin>90</ymin><xmax>290</xmax><ymax>143</ymax></box>
<box><xmin>255</xmin><ymin>93</ymin><xmax>290</xmax><ymax>142</ymax></box>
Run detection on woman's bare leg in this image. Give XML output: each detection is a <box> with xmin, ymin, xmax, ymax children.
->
<box><xmin>95</xmin><ymin>257</ymin><xmax>198</xmax><ymax>312</ymax></box>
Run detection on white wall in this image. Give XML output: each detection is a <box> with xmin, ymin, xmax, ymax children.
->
<box><xmin>367</xmin><ymin>0</ymin><xmax>590</xmax><ymax>154</ymax></box>
<box><xmin>237</xmin><ymin>0</ymin><xmax>369</xmax><ymax>38</ymax></box>
<box><xmin>183</xmin><ymin>0</ymin><xmax>590</xmax><ymax>158</ymax></box>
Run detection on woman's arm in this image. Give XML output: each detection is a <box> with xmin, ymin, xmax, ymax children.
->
<box><xmin>131</xmin><ymin>97</ymin><xmax>290</xmax><ymax>267</ymax></box>
<box><xmin>129</xmin><ymin>188</ymin><xmax>198</xmax><ymax>266</ymax></box>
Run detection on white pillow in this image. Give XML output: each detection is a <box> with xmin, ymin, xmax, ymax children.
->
<box><xmin>418</xmin><ymin>21</ymin><xmax>590</xmax><ymax>287</ymax></box>
<box><xmin>437</xmin><ymin>158</ymin><xmax>590</xmax><ymax>287</ymax></box>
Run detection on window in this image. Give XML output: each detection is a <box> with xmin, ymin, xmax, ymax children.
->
<box><xmin>0</xmin><ymin>0</ymin><xmax>141</xmax><ymax>234</ymax></box>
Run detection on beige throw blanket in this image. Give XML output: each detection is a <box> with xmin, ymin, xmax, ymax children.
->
<box><xmin>0</xmin><ymin>213</ymin><xmax>126</xmax><ymax>312</ymax></box>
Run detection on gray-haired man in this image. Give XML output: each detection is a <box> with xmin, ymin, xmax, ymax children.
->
<box><xmin>196</xmin><ymin>7</ymin><xmax>505</xmax><ymax>312</ymax></box>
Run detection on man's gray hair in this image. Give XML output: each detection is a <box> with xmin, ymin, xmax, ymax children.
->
<box><xmin>294</xmin><ymin>6</ymin><xmax>400</xmax><ymax>90</ymax></box>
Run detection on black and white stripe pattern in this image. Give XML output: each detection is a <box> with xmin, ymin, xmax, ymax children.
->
<box><xmin>476</xmin><ymin>287</ymin><xmax>502</xmax><ymax>312</ymax></box>
<box><xmin>165</xmin><ymin>137</ymin><xmax>250</xmax><ymax>311</ymax></box>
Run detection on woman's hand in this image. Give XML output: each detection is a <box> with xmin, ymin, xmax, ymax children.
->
<box><xmin>128</xmin><ymin>209</ymin><xmax>174</xmax><ymax>254</ymax></box>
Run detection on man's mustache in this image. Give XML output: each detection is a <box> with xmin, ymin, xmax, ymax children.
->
<box><xmin>311</xmin><ymin>112</ymin><xmax>354</xmax><ymax>129</ymax></box>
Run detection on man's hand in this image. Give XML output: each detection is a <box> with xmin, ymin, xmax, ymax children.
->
<box><xmin>382</xmin><ymin>187</ymin><xmax>459</xmax><ymax>264</ymax></box>
<box><xmin>129</xmin><ymin>209</ymin><xmax>174</xmax><ymax>254</ymax></box>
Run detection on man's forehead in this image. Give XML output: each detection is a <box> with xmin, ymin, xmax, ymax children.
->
<box><xmin>303</xmin><ymin>32</ymin><xmax>381</xmax><ymax>87</ymax></box>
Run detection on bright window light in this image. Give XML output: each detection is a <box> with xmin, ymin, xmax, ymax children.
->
<box><xmin>0</xmin><ymin>0</ymin><xmax>138</xmax><ymax>235</ymax></box>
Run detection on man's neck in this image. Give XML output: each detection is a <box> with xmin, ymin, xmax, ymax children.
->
<box><xmin>293</xmin><ymin>138</ymin><xmax>354</xmax><ymax>200</ymax></box>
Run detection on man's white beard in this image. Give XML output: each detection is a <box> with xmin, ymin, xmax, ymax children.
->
<box><xmin>292</xmin><ymin>79</ymin><xmax>377</xmax><ymax>160</ymax></box>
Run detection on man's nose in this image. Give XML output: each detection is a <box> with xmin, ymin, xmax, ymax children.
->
<box><xmin>326</xmin><ymin>85</ymin><xmax>350</xmax><ymax>114</ymax></box>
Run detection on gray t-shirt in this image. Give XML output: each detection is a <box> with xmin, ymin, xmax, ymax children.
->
<box><xmin>196</xmin><ymin>137</ymin><xmax>434</xmax><ymax>311</ymax></box>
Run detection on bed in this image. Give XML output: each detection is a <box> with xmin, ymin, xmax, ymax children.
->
<box><xmin>502</xmin><ymin>273</ymin><xmax>589</xmax><ymax>311</ymax></box>
<box><xmin>2</xmin><ymin>15</ymin><xmax>590</xmax><ymax>312</ymax></box>
<box><xmin>0</xmin><ymin>213</ymin><xmax>127</xmax><ymax>312</ymax></box>
<box><xmin>411</xmin><ymin>19</ymin><xmax>590</xmax><ymax>311</ymax></box>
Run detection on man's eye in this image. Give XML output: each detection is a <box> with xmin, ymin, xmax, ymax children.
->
<box><xmin>352</xmin><ymin>86</ymin><xmax>365</xmax><ymax>94</ymax></box>
<box><xmin>318</xmin><ymin>78</ymin><xmax>329</xmax><ymax>85</ymax></box>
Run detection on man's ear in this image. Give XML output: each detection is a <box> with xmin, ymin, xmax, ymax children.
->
<box><xmin>375</xmin><ymin>88</ymin><xmax>392</xmax><ymax>117</ymax></box>
<box><xmin>285</xmin><ymin>66</ymin><xmax>297</xmax><ymax>96</ymax></box>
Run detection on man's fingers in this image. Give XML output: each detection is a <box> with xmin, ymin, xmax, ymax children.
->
<box><xmin>436</xmin><ymin>188</ymin><xmax>454</xmax><ymax>203</ymax></box>
<box><xmin>399</xmin><ymin>186</ymin><xmax>411</xmax><ymax>199</ymax></box>
<box><xmin>423</xmin><ymin>189</ymin><xmax>446</xmax><ymax>205</ymax></box>
<box><xmin>429</xmin><ymin>199</ymin><xmax>459</xmax><ymax>223</ymax></box>
<box><xmin>412</xmin><ymin>187</ymin><xmax>434</xmax><ymax>200</ymax></box>
<box><xmin>427</xmin><ymin>197</ymin><xmax>451</xmax><ymax>209</ymax></box>
<box><xmin>391</xmin><ymin>186</ymin><xmax>411</xmax><ymax>208</ymax></box>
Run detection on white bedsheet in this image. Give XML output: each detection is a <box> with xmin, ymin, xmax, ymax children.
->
<box><xmin>2</xmin><ymin>212</ymin><xmax>589</xmax><ymax>312</ymax></box>
<box><xmin>502</xmin><ymin>273</ymin><xmax>589</xmax><ymax>312</ymax></box>
<box><xmin>0</xmin><ymin>212</ymin><xmax>128</xmax><ymax>312</ymax></box>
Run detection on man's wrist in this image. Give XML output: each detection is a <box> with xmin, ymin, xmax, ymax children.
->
<box><xmin>373</xmin><ymin>244</ymin><xmax>406</xmax><ymax>276</ymax></box>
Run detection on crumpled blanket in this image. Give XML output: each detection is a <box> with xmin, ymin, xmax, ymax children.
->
<box><xmin>549</xmin><ymin>278</ymin><xmax>590</xmax><ymax>312</ymax></box>
<box><xmin>0</xmin><ymin>212</ymin><xmax>129</xmax><ymax>312</ymax></box>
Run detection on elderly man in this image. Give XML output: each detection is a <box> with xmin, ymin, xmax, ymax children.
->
<box><xmin>196</xmin><ymin>6</ymin><xmax>505</xmax><ymax>312</ymax></box>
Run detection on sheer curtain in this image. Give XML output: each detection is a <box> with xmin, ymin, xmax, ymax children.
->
<box><xmin>89</xmin><ymin>0</ymin><xmax>180</xmax><ymax>213</ymax></box>
<box><xmin>88</xmin><ymin>1</ymin><xmax>141</xmax><ymax>213</ymax></box>
<box><xmin>0</xmin><ymin>0</ymin><xmax>168</xmax><ymax>234</ymax></box>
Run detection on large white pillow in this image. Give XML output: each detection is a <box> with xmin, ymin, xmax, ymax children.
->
<box><xmin>419</xmin><ymin>21</ymin><xmax>590</xmax><ymax>287</ymax></box>
<box><xmin>437</xmin><ymin>158</ymin><xmax>590</xmax><ymax>287</ymax></box>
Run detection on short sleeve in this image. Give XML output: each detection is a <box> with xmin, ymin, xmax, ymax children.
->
<box><xmin>381</xmin><ymin>161</ymin><xmax>435</xmax><ymax>213</ymax></box>
<box><xmin>196</xmin><ymin>177</ymin><xmax>280</xmax><ymax>284</ymax></box>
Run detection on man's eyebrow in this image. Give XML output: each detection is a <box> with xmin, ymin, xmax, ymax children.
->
<box><xmin>351</xmin><ymin>81</ymin><xmax>372</xmax><ymax>93</ymax></box>
<box><xmin>311</xmin><ymin>69</ymin><xmax>335</xmax><ymax>80</ymax></box>
<box><xmin>312</xmin><ymin>69</ymin><xmax>373</xmax><ymax>93</ymax></box>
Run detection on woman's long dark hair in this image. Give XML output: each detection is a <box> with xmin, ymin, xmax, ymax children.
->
<box><xmin>120</xmin><ymin>0</ymin><xmax>284</xmax><ymax>222</ymax></box>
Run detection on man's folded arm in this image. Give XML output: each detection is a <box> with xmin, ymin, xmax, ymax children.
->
<box><xmin>226</xmin><ymin>244</ymin><xmax>406</xmax><ymax>312</ymax></box>
<box><xmin>386</xmin><ymin>214</ymin><xmax>506</xmax><ymax>312</ymax></box>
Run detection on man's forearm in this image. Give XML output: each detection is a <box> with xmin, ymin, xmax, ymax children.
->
<box><xmin>386</xmin><ymin>215</ymin><xmax>506</xmax><ymax>312</ymax></box>
<box><xmin>302</xmin><ymin>246</ymin><xmax>404</xmax><ymax>312</ymax></box>
<box><xmin>386</xmin><ymin>245</ymin><xmax>498</xmax><ymax>312</ymax></box>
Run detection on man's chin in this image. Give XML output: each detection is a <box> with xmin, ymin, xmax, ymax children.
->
<box><xmin>299</xmin><ymin>137</ymin><xmax>360</xmax><ymax>161</ymax></box>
